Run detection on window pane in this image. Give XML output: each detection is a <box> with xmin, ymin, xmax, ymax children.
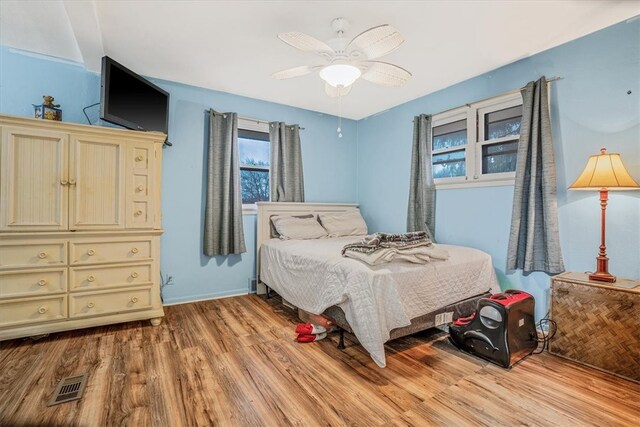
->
<box><xmin>241</xmin><ymin>169</ymin><xmax>269</xmax><ymax>204</ymax></box>
<box><xmin>482</xmin><ymin>141</ymin><xmax>518</xmax><ymax>174</ymax></box>
<box><xmin>432</xmin><ymin>150</ymin><xmax>466</xmax><ymax>178</ymax></box>
<box><xmin>239</xmin><ymin>137</ymin><xmax>270</xmax><ymax>167</ymax></box>
<box><xmin>432</xmin><ymin>119</ymin><xmax>467</xmax><ymax>150</ymax></box>
<box><xmin>485</xmin><ymin>105</ymin><xmax>522</xmax><ymax>140</ymax></box>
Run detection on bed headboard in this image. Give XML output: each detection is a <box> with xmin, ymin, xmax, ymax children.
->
<box><xmin>255</xmin><ymin>202</ymin><xmax>359</xmax><ymax>294</ymax></box>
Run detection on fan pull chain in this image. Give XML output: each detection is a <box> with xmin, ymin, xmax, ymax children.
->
<box><xmin>337</xmin><ymin>93</ymin><xmax>343</xmax><ymax>138</ymax></box>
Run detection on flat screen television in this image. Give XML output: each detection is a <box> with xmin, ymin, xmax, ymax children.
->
<box><xmin>100</xmin><ymin>56</ymin><xmax>169</xmax><ymax>136</ymax></box>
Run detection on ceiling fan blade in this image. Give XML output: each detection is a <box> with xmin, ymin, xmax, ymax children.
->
<box><xmin>347</xmin><ymin>25</ymin><xmax>404</xmax><ymax>60</ymax></box>
<box><xmin>325</xmin><ymin>83</ymin><xmax>352</xmax><ymax>98</ymax></box>
<box><xmin>361</xmin><ymin>61</ymin><xmax>412</xmax><ymax>87</ymax></box>
<box><xmin>271</xmin><ymin>65</ymin><xmax>315</xmax><ymax>80</ymax></box>
<box><xmin>278</xmin><ymin>32</ymin><xmax>333</xmax><ymax>53</ymax></box>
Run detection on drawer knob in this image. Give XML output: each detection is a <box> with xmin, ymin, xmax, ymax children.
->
<box><xmin>131</xmin><ymin>272</ymin><xmax>139</xmax><ymax>278</ymax></box>
<box><xmin>38</xmin><ymin>306</ymin><xmax>48</xmax><ymax>314</ymax></box>
<box><xmin>135</xmin><ymin>155</ymin><xmax>144</xmax><ymax>161</ymax></box>
<box><xmin>131</xmin><ymin>296</ymin><xmax>139</xmax><ymax>303</ymax></box>
<box><xmin>69</xmin><ymin>179</ymin><xmax>76</xmax><ymax>186</ymax></box>
<box><xmin>136</xmin><ymin>185</ymin><xmax>144</xmax><ymax>192</ymax></box>
<box><xmin>38</xmin><ymin>279</ymin><xmax>47</xmax><ymax>287</ymax></box>
<box><xmin>60</xmin><ymin>179</ymin><xmax>68</xmax><ymax>186</ymax></box>
<box><xmin>38</xmin><ymin>252</ymin><xmax>47</xmax><ymax>259</ymax></box>
<box><xmin>87</xmin><ymin>275</ymin><xmax>96</xmax><ymax>282</ymax></box>
<box><xmin>131</xmin><ymin>247</ymin><xmax>139</xmax><ymax>254</ymax></box>
<box><xmin>87</xmin><ymin>249</ymin><xmax>95</xmax><ymax>256</ymax></box>
<box><xmin>87</xmin><ymin>302</ymin><xmax>95</xmax><ymax>308</ymax></box>
<box><xmin>134</xmin><ymin>210</ymin><xmax>143</xmax><ymax>216</ymax></box>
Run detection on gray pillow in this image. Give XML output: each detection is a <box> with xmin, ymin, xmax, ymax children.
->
<box><xmin>271</xmin><ymin>215</ymin><xmax>328</xmax><ymax>240</ymax></box>
<box><xmin>269</xmin><ymin>214</ymin><xmax>314</xmax><ymax>238</ymax></box>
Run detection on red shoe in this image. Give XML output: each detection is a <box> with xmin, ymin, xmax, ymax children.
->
<box><xmin>296</xmin><ymin>332</ymin><xmax>327</xmax><ymax>343</ymax></box>
<box><xmin>295</xmin><ymin>322</ymin><xmax>327</xmax><ymax>335</ymax></box>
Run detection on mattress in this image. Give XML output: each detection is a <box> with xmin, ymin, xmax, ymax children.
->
<box><xmin>260</xmin><ymin>236</ymin><xmax>500</xmax><ymax>367</ymax></box>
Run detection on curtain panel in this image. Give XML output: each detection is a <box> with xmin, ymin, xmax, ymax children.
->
<box><xmin>407</xmin><ymin>114</ymin><xmax>436</xmax><ymax>241</ymax></box>
<box><xmin>507</xmin><ymin>77</ymin><xmax>564</xmax><ymax>274</ymax></box>
<box><xmin>203</xmin><ymin>110</ymin><xmax>246</xmax><ymax>256</ymax></box>
<box><xmin>269</xmin><ymin>122</ymin><xmax>305</xmax><ymax>202</ymax></box>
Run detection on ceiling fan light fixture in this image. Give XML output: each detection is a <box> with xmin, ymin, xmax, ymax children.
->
<box><xmin>319</xmin><ymin>64</ymin><xmax>361</xmax><ymax>88</ymax></box>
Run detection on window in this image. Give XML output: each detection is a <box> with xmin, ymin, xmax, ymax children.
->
<box><xmin>238</xmin><ymin>119</ymin><xmax>270</xmax><ymax>206</ymax></box>
<box><xmin>431</xmin><ymin>92</ymin><xmax>523</xmax><ymax>188</ymax></box>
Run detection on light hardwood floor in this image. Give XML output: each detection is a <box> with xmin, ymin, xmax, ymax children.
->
<box><xmin>1</xmin><ymin>294</ymin><xmax>639</xmax><ymax>426</ymax></box>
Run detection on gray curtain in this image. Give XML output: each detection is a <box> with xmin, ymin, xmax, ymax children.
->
<box><xmin>269</xmin><ymin>122</ymin><xmax>305</xmax><ymax>202</ymax></box>
<box><xmin>407</xmin><ymin>114</ymin><xmax>436</xmax><ymax>241</ymax></box>
<box><xmin>204</xmin><ymin>110</ymin><xmax>246</xmax><ymax>256</ymax></box>
<box><xmin>507</xmin><ymin>77</ymin><xmax>564</xmax><ymax>274</ymax></box>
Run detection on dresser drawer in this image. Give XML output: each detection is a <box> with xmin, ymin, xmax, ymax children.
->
<box><xmin>132</xmin><ymin>145</ymin><xmax>151</xmax><ymax>171</ymax></box>
<box><xmin>69</xmin><ymin>286</ymin><xmax>152</xmax><ymax>318</ymax></box>
<box><xmin>131</xmin><ymin>201</ymin><xmax>150</xmax><ymax>225</ymax></box>
<box><xmin>0</xmin><ymin>268</ymin><xmax>67</xmax><ymax>298</ymax></box>
<box><xmin>0</xmin><ymin>241</ymin><xmax>67</xmax><ymax>270</ymax></box>
<box><xmin>70</xmin><ymin>263</ymin><xmax>151</xmax><ymax>291</ymax></box>
<box><xmin>133</xmin><ymin>175</ymin><xmax>149</xmax><ymax>197</ymax></box>
<box><xmin>70</xmin><ymin>239</ymin><xmax>151</xmax><ymax>265</ymax></box>
<box><xmin>0</xmin><ymin>295</ymin><xmax>67</xmax><ymax>328</ymax></box>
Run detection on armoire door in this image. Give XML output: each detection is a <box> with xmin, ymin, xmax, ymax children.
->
<box><xmin>0</xmin><ymin>126</ymin><xmax>69</xmax><ymax>231</ymax></box>
<box><xmin>69</xmin><ymin>135</ymin><xmax>125</xmax><ymax>230</ymax></box>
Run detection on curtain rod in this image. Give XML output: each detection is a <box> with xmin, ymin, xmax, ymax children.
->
<box><xmin>412</xmin><ymin>76</ymin><xmax>563</xmax><ymax>122</ymax></box>
<box><xmin>207</xmin><ymin>110</ymin><xmax>305</xmax><ymax>130</ymax></box>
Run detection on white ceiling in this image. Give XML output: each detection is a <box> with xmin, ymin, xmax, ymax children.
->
<box><xmin>1</xmin><ymin>1</ymin><xmax>639</xmax><ymax>120</ymax></box>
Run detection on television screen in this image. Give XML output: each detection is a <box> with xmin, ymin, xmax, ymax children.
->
<box><xmin>100</xmin><ymin>56</ymin><xmax>169</xmax><ymax>134</ymax></box>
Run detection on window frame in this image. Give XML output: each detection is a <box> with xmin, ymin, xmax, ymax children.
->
<box><xmin>432</xmin><ymin>92</ymin><xmax>523</xmax><ymax>190</ymax></box>
<box><xmin>431</xmin><ymin>107</ymin><xmax>470</xmax><ymax>186</ymax></box>
<box><xmin>238</xmin><ymin>118</ymin><xmax>270</xmax><ymax>213</ymax></box>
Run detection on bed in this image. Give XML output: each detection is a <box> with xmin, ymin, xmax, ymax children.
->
<box><xmin>256</xmin><ymin>202</ymin><xmax>500</xmax><ymax>367</ymax></box>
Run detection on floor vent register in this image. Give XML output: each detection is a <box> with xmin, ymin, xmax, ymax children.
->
<box><xmin>48</xmin><ymin>374</ymin><xmax>88</xmax><ymax>406</ymax></box>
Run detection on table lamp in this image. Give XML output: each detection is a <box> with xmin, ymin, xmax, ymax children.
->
<box><xmin>569</xmin><ymin>148</ymin><xmax>640</xmax><ymax>282</ymax></box>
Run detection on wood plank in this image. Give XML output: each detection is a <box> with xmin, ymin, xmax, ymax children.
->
<box><xmin>0</xmin><ymin>294</ymin><xmax>639</xmax><ymax>426</ymax></box>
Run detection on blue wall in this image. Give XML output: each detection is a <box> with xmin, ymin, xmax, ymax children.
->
<box><xmin>0</xmin><ymin>47</ymin><xmax>101</xmax><ymax>123</ymax></box>
<box><xmin>0</xmin><ymin>46</ymin><xmax>358</xmax><ymax>304</ymax></box>
<box><xmin>1</xmin><ymin>18</ymin><xmax>638</xmax><ymax>315</ymax></box>
<box><xmin>356</xmin><ymin>19</ymin><xmax>640</xmax><ymax>319</ymax></box>
<box><xmin>149</xmin><ymin>78</ymin><xmax>357</xmax><ymax>303</ymax></box>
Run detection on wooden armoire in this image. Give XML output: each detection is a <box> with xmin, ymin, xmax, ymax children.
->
<box><xmin>0</xmin><ymin>114</ymin><xmax>165</xmax><ymax>340</ymax></box>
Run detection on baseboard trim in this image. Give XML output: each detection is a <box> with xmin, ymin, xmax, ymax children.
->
<box><xmin>162</xmin><ymin>289</ymin><xmax>249</xmax><ymax>306</ymax></box>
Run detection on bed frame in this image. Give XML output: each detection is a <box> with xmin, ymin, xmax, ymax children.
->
<box><xmin>255</xmin><ymin>201</ymin><xmax>491</xmax><ymax>350</ymax></box>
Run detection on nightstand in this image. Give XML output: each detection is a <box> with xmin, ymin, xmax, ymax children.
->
<box><xmin>549</xmin><ymin>272</ymin><xmax>640</xmax><ymax>383</ymax></box>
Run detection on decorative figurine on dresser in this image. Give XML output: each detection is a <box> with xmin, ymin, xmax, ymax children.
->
<box><xmin>0</xmin><ymin>114</ymin><xmax>165</xmax><ymax>340</ymax></box>
<box><xmin>33</xmin><ymin>95</ymin><xmax>63</xmax><ymax>121</ymax></box>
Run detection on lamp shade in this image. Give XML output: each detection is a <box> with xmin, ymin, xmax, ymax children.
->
<box><xmin>569</xmin><ymin>148</ymin><xmax>640</xmax><ymax>191</ymax></box>
<box><xmin>319</xmin><ymin>64</ymin><xmax>361</xmax><ymax>88</ymax></box>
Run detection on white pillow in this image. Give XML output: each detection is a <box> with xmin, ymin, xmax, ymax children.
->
<box><xmin>318</xmin><ymin>210</ymin><xmax>368</xmax><ymax>237</ymax></box>
<box><xmin>271</xmin><ymin>215</ymin><xmax>328</xmax><ymax>240</ymax></box>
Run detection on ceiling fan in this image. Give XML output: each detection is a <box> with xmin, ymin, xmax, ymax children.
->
<box><xmin>272</xmin><ymin>18</ymin><xmax>412</xmax><ymax>97</ymax></box>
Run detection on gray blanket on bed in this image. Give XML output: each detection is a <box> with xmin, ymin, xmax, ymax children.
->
<box><xmin>342</xmin><ymin>232</ymin><xmax>449</xmax><ymax>265</ymax></box>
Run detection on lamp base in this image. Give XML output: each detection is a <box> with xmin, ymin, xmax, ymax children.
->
<box><xmin>589</xmin><ymin>271</ymin><xmax>616</xmax><ymax>283</ymax></box>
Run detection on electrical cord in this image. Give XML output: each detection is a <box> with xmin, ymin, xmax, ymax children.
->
<box><xmin>531</xmin><ymin>310</ymin><xmax>557</xmax><ymax>354</ymax></box>
<box><xmin>510</xmin><ymin>311</ymin><xmax>557</xmax><ymax>368</ymax></box>
<box><xmin>82</xmin><ymin>102</ymin><xmax>100</xmax><ymax>125</ymax></box>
